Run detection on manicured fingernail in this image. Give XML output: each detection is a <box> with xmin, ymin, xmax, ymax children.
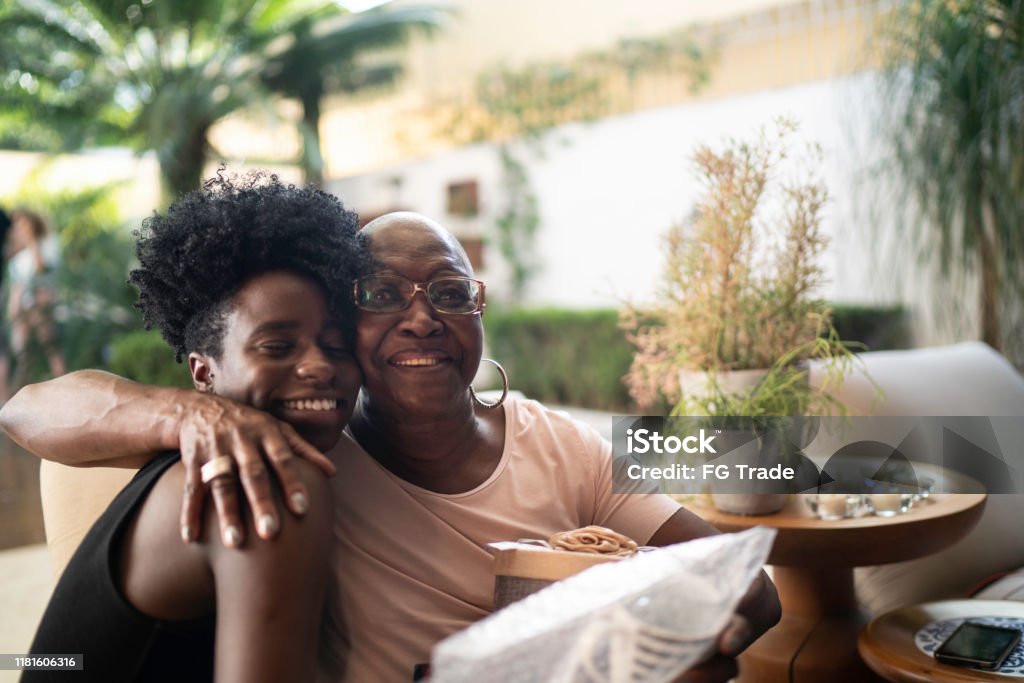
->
<box><xmin>291</xmin><ymin>491</ymin><xmax>309</xmax><ymax>514</ymax></box>
<box><xmin>257</xmin><ymin>514</ymin><xmax>278</xmax><ymax>538</ymax></box>
<box><xmin>181</xmin><ymin>525</ymin><xmax>193</xmax><ymax>543</ymax></box>
<box><xmin>224</xmin><ymin>526</ymin><xmax>242</xmax><ymax>548</ymax></box>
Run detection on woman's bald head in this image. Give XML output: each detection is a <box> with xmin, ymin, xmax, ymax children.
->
<box><xmin>362</xmin><ymin>212</ymin><xmax>474</xmax><ymax>275</ymax></box>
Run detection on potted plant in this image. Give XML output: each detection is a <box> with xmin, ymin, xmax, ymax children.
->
<box><xmin>621</xmin><ymin>119</ymin><xmax>861</xmax><ymax>514</ymax></box>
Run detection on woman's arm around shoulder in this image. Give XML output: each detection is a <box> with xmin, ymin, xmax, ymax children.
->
<box><xmin>1</xmin><ymin>369</ymin><xmax>336</xmax><ymax>546</ymax></box>
<box><xmin>0</xmin><ymin>370</ymin><xmax>191</xmax><ymax>467</ymax></box>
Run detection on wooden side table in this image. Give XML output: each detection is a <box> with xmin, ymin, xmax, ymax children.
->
<box><xmin>859</xmin><ymin>600</ymin><xmax>1024</xmax><ymax>682</ymax></box>
<box><xmin>681</xmin><ymin>484</ymin><xmax>987</xmax><ymax>683</ymax></box>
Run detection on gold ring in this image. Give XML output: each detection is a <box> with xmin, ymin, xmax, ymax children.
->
<box><xmin>200</xmin><ymin>456</ymin><xmax>236</xmax><ymax>484</ymax></box>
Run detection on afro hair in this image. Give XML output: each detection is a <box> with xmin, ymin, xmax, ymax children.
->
<box><xmin>129</xmin><ymin>170</ymin><xmax>364</xmax><ymax>362</ymax></box>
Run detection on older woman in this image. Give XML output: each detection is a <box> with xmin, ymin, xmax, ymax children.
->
<box><xmin>1</xmin><ymin>212</ymin><xmax>779</xmax><ymax>683</ymax></box>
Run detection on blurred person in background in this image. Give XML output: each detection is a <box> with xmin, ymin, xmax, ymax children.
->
<box><xmin>0</xmin><ymin>207</ymin><xmax>11</xmax><ymax>402</ymax></box>
<box><xmin>6</xmin><ymin>209</ymin><xmax>65</xmax><ymax>389</ymax></box>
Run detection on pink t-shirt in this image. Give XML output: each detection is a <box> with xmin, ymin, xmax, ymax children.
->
<box><xmin>319</xmin><ymin>398</ymin><xmax>680</xmax><ymax>683</ymax></box>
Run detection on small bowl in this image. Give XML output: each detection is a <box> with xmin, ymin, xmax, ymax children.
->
<box><xmin>912</xmin><ymin>477</ymin><xmax>935</xmax><ymax>502</ymax></box>
<box><xmin>867</xmin><ymin>491</ymin><xmax>914</xmax><ymax>517</ymax></box>
<box><xmin>804</xmin><ymin>493</ymin><xmax>863</xmax><ymax>521</ymax></box>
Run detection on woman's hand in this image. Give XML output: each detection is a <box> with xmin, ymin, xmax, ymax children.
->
<box><xmin>176</xmin><ymin>392</ymin><xmax>336</xmax><ymax>548</ymax></box>
<box><xmin>717</xmin><ymin>570</ymin><xmax>781</xmax><ymax>656</ymax></box>
<box><xmin>671</xmin><ymin>655</ymin><xmax>738</xmax><ymax>683</ymax></box>
<box><xmin>668</xmin><ymin>572</ymin><xmax>780</xmax><ymax>682</ymax></box>
<box><xmin>674</xmin><ymin>570</ymin><xmax>780</xmax><ymax>682</ymax></box>
<box><xmin>647</xmin><ymin>510</ymin><xmax>781</xmax><ymax>682</ymax></box>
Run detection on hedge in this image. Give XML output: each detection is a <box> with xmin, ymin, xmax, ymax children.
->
<box><xmin>484</xmin><ymin>304</ymin><xmax>908</xmax><ymax>411</ymax></box>
<box><xmin>108</xmin><ymin>330</ymin><xmax>193</xmax><ymax>389</ymax></box>
<box><xmin>484</xmin><ymin>308</ymin><xmax>636</xmax><ymax>411</ymax></box>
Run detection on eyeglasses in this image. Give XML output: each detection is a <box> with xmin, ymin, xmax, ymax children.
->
<box><xmin>354</xmin><ymin>274</ymin><xmax>485</xmax><ymax>315</ymax></box>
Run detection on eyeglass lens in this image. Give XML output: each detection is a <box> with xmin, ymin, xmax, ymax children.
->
<box><xmin>357</xmin><ymin>275</ymin><xmax>481</xmax><ymax>314</ymax></box>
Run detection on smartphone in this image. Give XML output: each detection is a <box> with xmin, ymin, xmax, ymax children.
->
<box><xmin>934</xmin><ymin>622</ymin><xmax>1022</xmax><ymax>670</ymax></box>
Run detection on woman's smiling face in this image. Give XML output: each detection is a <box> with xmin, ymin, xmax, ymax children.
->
<box><xmin>191</xmin><ymin>270</ymin><xmax>361</xmax><ymax>451</ymax></box>
<box><xmin>355</xmin><ymin>214</ymin><xmax>484</xmax><ymax>419</ymax></box>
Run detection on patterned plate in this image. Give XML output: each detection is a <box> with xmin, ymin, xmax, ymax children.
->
<box><xmin>915</xmin><ymin>617</ymin><xmax>1024</xmax><ymax>677</ymax></box>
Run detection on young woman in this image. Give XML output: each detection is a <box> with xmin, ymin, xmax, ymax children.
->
<box><xmin>23</xmin><ymin>172</ymin><xmax>363</xmax><ymax>682</ymax></box>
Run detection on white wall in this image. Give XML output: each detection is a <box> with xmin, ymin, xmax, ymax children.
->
<box><xmin>328</xmin><ymin>73</ymin><xmax>898</xmax><ymax>312</ymax></box>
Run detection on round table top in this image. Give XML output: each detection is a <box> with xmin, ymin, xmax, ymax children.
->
<box><xmin>679</xmin><ymin>490</ymin><xmax>987</xmax><ymax>567</ymax></box>
<box><xmin>859</xmin><ymin>600</ymin><xmax>1024</xmax><ymax>683</ymax></box>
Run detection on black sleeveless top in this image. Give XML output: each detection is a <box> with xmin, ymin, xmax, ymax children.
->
<box><xmin>24</xmin><ymin>454</ymin><xmax>215</xmax><ymax>682</ymax></box>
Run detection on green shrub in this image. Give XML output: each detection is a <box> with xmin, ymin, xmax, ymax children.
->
<box><xmin>484</xmin><ymin>307</ymin><xmax>635</xmax><ymax>411</ymax></box>
<box><xmin>830</xmin><ymin>305</ymin><xmax>910</xmax><ymax>351</ymax></box>
<box><xmin>484</xmin><ymin>304</ymin><xmax>910</xmax><ymax>412</ymax></box>
<box><xmin>108</xmin><ymin>330</ymin><xmax>193</xmax><ymax>389</ymax></box>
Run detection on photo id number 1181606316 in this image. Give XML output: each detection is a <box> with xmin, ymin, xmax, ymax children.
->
<box><xmin>0</xmin><ymin>654</ymin><xmax>83</xmax><ymax>670</ymax></box>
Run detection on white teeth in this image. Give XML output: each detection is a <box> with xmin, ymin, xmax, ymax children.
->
<box><xmin>283</xmin><ymin>399</ymin><xmax>338</xmax><ymax>411</ymax></box>
<box><xmin>394</xmin><ymin>358</ymin><xmax>442</xmax><ymax>367</ymax></box>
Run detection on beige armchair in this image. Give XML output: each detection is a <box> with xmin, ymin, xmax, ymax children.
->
<box><xmin>806</xmin><ymin>342</ymin><xmax>1024</xmax><ymax>613</ymax></box>
<box><xmin>40</xmin><ymin>460</ymin><xmax>135</xmax><ymax>579</ymax></box>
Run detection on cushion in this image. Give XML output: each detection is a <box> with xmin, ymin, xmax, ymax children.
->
<box><xmin>39</xmin><ymin>460</ymin><xmax>135</xmax><ymax>579</ymax></box>
<box><xmin>809</xmin><ymin>341</ymin><xmax>1024</xmax><ymax>417</ymax></box>
<box><xmin>972</xmin><ymin>568</ymin><xmax>1024</xmax><ymax>601</ymax></box>
<box><xmin>808</xmin><ymin>343</ymin><xmax>1024</xmax><ymax>615</ymax></box>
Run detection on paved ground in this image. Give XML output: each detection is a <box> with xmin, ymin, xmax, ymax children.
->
<box><xmin>0</xmin><ymin>543</ymin><xmax>52</xmax><ymax>683</ymax></box>
<box><xmin>0</xmin><ymin>437</ymin><xmax>51</xmax><ymax>681</ymax></box>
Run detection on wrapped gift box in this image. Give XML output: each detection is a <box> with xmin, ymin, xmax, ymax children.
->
<box><xmin>489</xmin><ymin>542</ymin><xmax>624</xmax><ymax>609</ymax></box>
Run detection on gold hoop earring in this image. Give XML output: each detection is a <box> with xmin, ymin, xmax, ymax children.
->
<box><xmin>470</xmin><ymin>358</ymin><xmax>509</xmax><ymax>409</ymax></box>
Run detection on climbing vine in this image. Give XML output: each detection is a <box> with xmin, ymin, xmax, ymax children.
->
<box><xmin>494</xmin><ymin>144</ymin><xmax>540</xmax><ymax>299</ymax></box>
<box><xmin>441</xmin><ymin>28</ymin><xmax>715</xmax><ymax>145</ymax></box>
<box><xmin>438</xmin><ymin>26</ymin><xmax>717</xmax><ymax>299</ymax></box>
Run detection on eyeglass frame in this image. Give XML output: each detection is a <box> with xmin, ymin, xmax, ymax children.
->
<box><xmin>353</xmin><ymin>274</ymin><xmax>487</xmax><ymax>315</ymax></box>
